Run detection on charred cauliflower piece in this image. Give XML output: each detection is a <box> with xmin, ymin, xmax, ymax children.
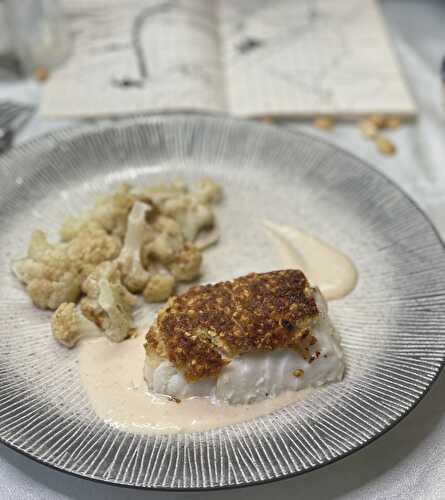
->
<box><xmin>51</xmin><ymin>302</ymin><xmax>101</xmax><ymax>348</ymax></box>
<box><xmin>143</xmin><ymin>215</ymin><xmax>185</xmax><ymax>265</ymax></box>
<box><xmin>60</xmin><ymin>184</ymin><xmax>136</xmax><ymax>241</ymax></box>
<box><xmin>143</xmin><ymin>272</ymin><xmax>175</xmax><ymax>303</ymax></box>
<box><xmin>132</xmin><ymin>178</ymin><xmax>187</xmax><ymax>205</ymax></box>
<box><xmin>162</xmin><ymin>194</ymin><xmax>214</xmax><ymax>242</ymax></box>
<box><xmin>117</xmin><ymin>201</ymin><xmax>151</xmax><ymax>293</ymax></box>
<box><xmin>81</xmin><ymin>261</ymin><xmax>135</xmax><ymax>306</ymax></box>
<box><xmin>81</xmin><ymin>261</ymin><xmax>137</xmax><ymax>343</ymax></box>
<box><xmin>12</xmin><ymin>230</ymin><xmax>81</xmax><ymax>310</ymax></box>
<box><xmin>167</xmin><ymin>243</ymin><xmax>202</xmax><ymax>282</ymax></box>
<box><xmin>12</xmin><ymin>177</ymin><xmax>222</xmax><ymax>347</ymax></box>
<box><xmin>194</xmin><ymin>177</ymin><xmax>222</xmax><ymax>204</ymax></box>
<box><xmin>66</xmin><ymin>224</ymin><xmax>121</xmax><ymax>280</ymax></box>
<box><xmin>12</xmin><ymin>223</ymin><xmax>121</xmax><ymax>311</ymax></box>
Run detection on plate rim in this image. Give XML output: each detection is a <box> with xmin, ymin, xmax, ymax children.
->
<box><xmin>0</xmin><ymin>111</ymin><xmax>444</xmax><ymax>491</ymax></box>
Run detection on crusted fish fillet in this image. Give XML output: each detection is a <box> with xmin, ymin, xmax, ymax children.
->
<box><xmin>144</xmin><ymin>270</ymin><xmax>344</xmax><ymax>404</ymax></box>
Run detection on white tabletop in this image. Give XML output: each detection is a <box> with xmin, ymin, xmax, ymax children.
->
<box><xmin>1</xmin><ymin>1</ymin><xmax>445</xmax><ymax>498</ymax></box>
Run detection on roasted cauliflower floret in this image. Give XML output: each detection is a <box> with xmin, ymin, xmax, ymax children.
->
<box><xmin>143</xmin><ymin>216</ymin><xmax>185</xmax><ymax>265</ymax></box>
<box><xmin>81</xmin><ymin>261</ymin><xmax>135</xmax><ymax>306</ymax></box>
<box><xmin>60</xmin><ymin>218</ymin><xmax>101</xmax><ymax>242</ymax></box>
<box><xmin>162</xmin><ymin>194</ymin><xmax>214</xmax><ymax>242</ymax></box>
<box><xmin>133</xmin><ymin>178</ymin><xmax>188</xmax><ymax>204</ymax></box>
<box><xmin>194</xmin><ymin>226</ymin><xmax>220</xmax><ymax>251</ymax></box>
<box><xmin>117</xmin><ymin>201</ymin><xmax>152</xmax><ymax>293</ymax></box>
<box><xmin>92</xmin><ymin>184</ymin><xmax>136</xmax><ymax>238</ymax></box>
<box><xmin>12</xmin><ymin>225</ymin><xmax>121</xmax><ymax>311</ymax></box>
<box><xmin>194</xmin><ymin>177</ymin><xmax>222</xmax><ymax>204</ymax></box>
<box><xmin>143</xmin><ymin>272</ymin><xmax>175</xmax><ymax>303</ymax></box>
<box><xmin>60</xmin><ymin>184</ymin><xmax>136</xmax><ymax>241</ymax></box>
<box><xmin>81</xmin><ymin>261</ymin><xmax>137</xmax><ymax>343</ymax></box>
<box><xmin>167</xmin><ymin>243</ymin><xmax>202</xmax><ymax>282</ymax></box>
<box><xmin>51</xmin><ymin>302</ymin><xmax>102</xmax><ymax>348</ymax></box>
<box><xmin>12</xmin><ymin>230</ymin><xmax>81</xmax><ymax>310</ymax></box>
<box><xmin>13</xmin><ymin>178</ymin><xmax>222</xmax><ymax>348</ymax></box>
<box><xmin>154</xmin><ymin>214</ymin><xmax>183</xmax><ymax>235</ymax></box>
<box><xmin>67</xmin><ymin>225</ymin><xmax>121</xmax><ymax>279</ymax></box>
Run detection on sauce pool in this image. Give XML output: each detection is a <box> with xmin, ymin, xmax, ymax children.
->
<box><xmin>262</xmin><ymin>220</ymin><xmax>358</xmax><ymax>300</ymax></box>
<box><xmin>79</xmin><ymin>333</ymin><xmax>310</xmax><ymax>434</ymax></box>
<box><xmin>79</xmin><ymin>221</ymin><xmax>358</xmax><ymax>434</ymax></box>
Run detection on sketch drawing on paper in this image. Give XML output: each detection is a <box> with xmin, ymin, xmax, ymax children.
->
<box><xmin>112</xmin><ymin>0</ymin><xmax>218</xmax><ymax>91</ymax></box>
<box><xmin>112</xmin><ymin>1</ymin><xmax>172</xmax><ymax>88</ymax></box>
<box><xmin>217</xmin><ymin>0</ymin><xmax>415</xmax><ymax>114</ymax></box>
<box><xmin>40</xmin><ymin>0</ymin><xmax>416</xmax><ymax>118</ymax></box>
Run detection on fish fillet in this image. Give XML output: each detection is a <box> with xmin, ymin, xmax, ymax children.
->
<box><xmin>144</xmin><ymin>270</ymin><xmax>344</xmax><ymax>404</ymax></box>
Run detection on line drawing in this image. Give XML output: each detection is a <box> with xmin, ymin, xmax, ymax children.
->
<box><xmin>112</xmin><ymin>1</ymin><xmax>218</xmax><ymax>89</ymax></box>
<box><xmin>131</xmin><ymin>1</ymin><xmax>172</xmax><ymax>82</ymax></box>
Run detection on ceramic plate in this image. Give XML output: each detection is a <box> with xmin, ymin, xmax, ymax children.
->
<box><xmin>0</xmin><ymin>114</ymin><xmax>444</xmax><ymax>490</ymax></box>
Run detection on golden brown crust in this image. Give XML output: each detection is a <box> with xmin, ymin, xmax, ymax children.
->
<box><xmin>145</xmin><ymin>270</ymin><xmax>319</xmax><ymax>381</ymax></box>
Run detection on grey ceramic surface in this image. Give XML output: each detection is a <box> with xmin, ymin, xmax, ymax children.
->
<box><xmin>0</xmin><ymin>114</ymin><xmax>444</xmax><ymax>490</ymax></box>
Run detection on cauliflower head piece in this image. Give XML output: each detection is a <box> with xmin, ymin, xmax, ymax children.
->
<box><xmin>142</xmin><ymin>215</ymin><xmax>185</xmax><ymax>265</ymax></box>
<box><xmin>194</xmin><ymin>177</ymin><xmax>222</xmax><ymax>204</ymax></box>
<box><xmin>12</xmin><ymin>230</ymin><xmax>82</xmax><ymax>310</ymax></box>
<box><xmin>66</xmin><ymin>224</ymin><xmax>121</xmax><ymax>280</ymax></box>
<box><xmin>143</xmin><ymin>272</ymin><xmax>175</xmax><ymax>303</ymax></box>
<box><xmin>161</xmin><ymin>194</ymin><xmax>214</xmax><ymax>242</ymax></box>
<box><xmin>60</xmin><ymin>184</ymin><xmax>136</xmax><ymax>241</ymax></box>
<box><xmin>117</xmin><ymin>201</ymin><xmax>152</xmax><ymax>293</ymax></box>
<box><xmin>14</xmin><ymin>177</ymin><xmax>221</xmax><ymax>328</ymax></box>
<box><xmin>132</xmin><ymin>178</ymin><xmax>187</xmax><ymax>205</ymax></box>
<box><xmin>12</xmin><ymin>224</ymin><xmax>121</xmax><ymax>310</ymax></box>
<box><xmin>81</xmin><ymin>261</ymin><xmax>137</xmax><ymax>343</ymax></box>
<box><xmin>167</xmin><ymin>243</ymin><xmax>202</xmax><ymax>282</ymax></box>
<box><xmin>51</xmin><ymin>302</ymin><xmax>102</xmax><ymax>348</ymax></box>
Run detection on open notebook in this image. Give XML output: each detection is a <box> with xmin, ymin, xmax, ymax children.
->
<box><xmin>40</xmin><ymin>0</ymin><xmax>416</xmax><ymax>119</ymax></box>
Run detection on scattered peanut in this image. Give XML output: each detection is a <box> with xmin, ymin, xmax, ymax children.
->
<box><xmin>368</xmin><ymin>113</ymin><xmax>386</xmax><ymax>128</ymax></box>
<box><xmin>313</xmin><ymin>116</ymin><xmax>334</xmax><ymax>129</ymax></box>
<box><xmin>376</xmin><ymin>136</ymin><xmax>396</xmax><ymax>155</ymax></box>
<box><xmin>33</xmin><ymin>66</ymin><xmax>49</xmax><ymax>82</ymax></box>
<box><xmin>384</xmin><ymin>116</ymin><xmax>401</xmax><ymax>129</ymax></box>
<box><xmin>310</xmin><ymin>113</ymin><xmax>401</xmax><ymax>157</ymax></box>
<box><xmin>359</xmin><ymin>119</ymin><xmax>378</xmax><ymax>139</ymax></box>
<box><xmin>356</xmin><ymin>114</ymin><xmax>402</xmax><ymax>156</ymax></box>
<box><xmin>292</xmin><ymin>368</ymin><xmax>305</xmax><ymax>378</ymax></box>
<box><xmin>261</xmin><ymin>116</ymin><xmax>275</xmax><ymax>124</ymax></box>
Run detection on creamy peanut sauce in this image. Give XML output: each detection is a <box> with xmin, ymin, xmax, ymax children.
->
<box><xmin>262</xmin><ymin>220</ymin><xmax>358</xmax><ymax>300</ymax></box>
<box><xmin>79</xmin><ymin>333</ymin><xmax>310</xmax><ymax>433</ymax></box>
<box><xmin>79</xmin><ymin>222</ymin><xmax>357</xmax><ymax>434</ymax></box>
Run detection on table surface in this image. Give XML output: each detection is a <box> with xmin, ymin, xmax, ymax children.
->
<box><xmin>1</xmin><ymin>1</ymin><xmax>445</xmax><ymax>499</ymax></box>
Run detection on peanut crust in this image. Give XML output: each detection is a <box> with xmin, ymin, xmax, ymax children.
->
<box><xmin>145</xmin><ymin>270</ymin><xmax>319</xmax><ymax>381</ymax></box>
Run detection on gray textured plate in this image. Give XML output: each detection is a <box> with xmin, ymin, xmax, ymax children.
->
<box><xmin>0</xmin><ymin>114</ymin><xmax>444</xmax><ymax>490</ymax></box>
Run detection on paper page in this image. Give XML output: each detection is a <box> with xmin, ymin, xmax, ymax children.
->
<box><xmin>219</xmin><ymin>0</ymin><xmax>416</xmax><ymax>118</ymax></box>
<box><xmin>40</xmin><ymin>0</ymin><xmax>224</xmax><ymax>118</ymax></box>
